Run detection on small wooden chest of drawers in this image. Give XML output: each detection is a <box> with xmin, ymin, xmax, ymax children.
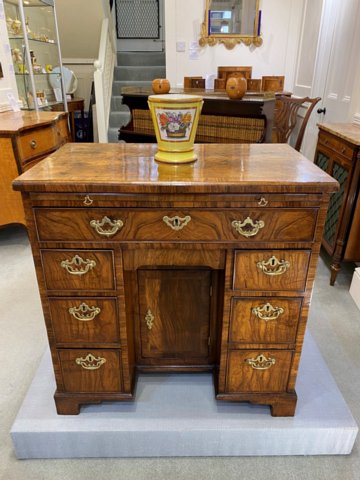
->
<box><xmin>13</xmin><ymin>143</ymin><xmax>337</xmax><ymax>416</ymax></box>
<box><xmin>0</xmin><ymin>110</ymin><xmax>70</xmax><ymax>228</ymax></box>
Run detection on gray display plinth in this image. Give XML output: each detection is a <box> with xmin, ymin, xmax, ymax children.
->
<box><xmin>11</xmin><ymin>331</ymin><xmax>358</xmax><ymax>458</ymax></box>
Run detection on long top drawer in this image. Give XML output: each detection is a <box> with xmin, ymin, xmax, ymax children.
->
<box><xmin>34</xmin><ymin>208</ymin><xmax>318</xmax><ymax>243</ymax></box>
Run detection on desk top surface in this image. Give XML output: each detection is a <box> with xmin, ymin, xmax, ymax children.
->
<box><xmin>121</xmin><ymin>87</ymin><xmax>276</xmax><ymax>103</ymax></box>
<box><xmin>13</xmin><ymin>143</ymin><xmax>338</xmax><ymax>194</ymax></box>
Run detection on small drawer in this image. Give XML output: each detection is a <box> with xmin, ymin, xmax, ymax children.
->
<box><xmin>226</xmin><ymin>349</ymin><xmax>293</xmax><ymax>393</ymax></box>
<box><xmin>41</xmin><ymin>250</ymin><xmax>116</xmax><ymax>291</ymax></box>
<box><xmin>49</xmin><ymin>298</ymin><xmax>119</xmax><ymax>344</ymax></box>
<box><xmin>59</xmin><ymin>349</ymin><xmax>122</xmax><ymax>392</ymax></box>
<box><xmin>16</xmin><ymin>126</ymin><xmax>58</xmax><ymax>162</ymax></box>
<box><xmin>233</xmin><ymin>250</ymin><xmax>310</xmax><ymax>291</ymax></box>
<box><xmin>34</xmin><ymin>208</ymin><xmax>317</xmax><ymax>242</ymax></box>
<box><xmin>319</xmin><ymin>132</ymin><xmax>354</xmax><ymax>159</ymax></box>
<box><xmin>229</xmin><ymin>297</ymin><xmax>302</xmax><ymax>344</ymax></box>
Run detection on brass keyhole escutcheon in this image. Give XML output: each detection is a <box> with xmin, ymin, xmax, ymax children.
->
<box><xmin>163</xmin><ymin>215</ymin><xmax>191</xmax><ymax>231</ymax></box>
<box><xmin>83</xmin><ymin>195</ymin><xmax>93</xmax><ymax>206</ymax></box>
<box><xmin>145</xmin><ymin>309</ymin><xmax>154</xmax><ymax>330</ymax></box>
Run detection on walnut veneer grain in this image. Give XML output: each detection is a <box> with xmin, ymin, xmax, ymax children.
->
<box><xmin>13</xmin><ymin>143</ymin><xmax>338</xmax><ymax>416</ymax></box>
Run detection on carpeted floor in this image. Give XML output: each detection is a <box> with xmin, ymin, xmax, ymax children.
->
<box><xmin>0</xmin><ymin>225</ymin><xmax>359</xmax><ymax>480</ymax></box>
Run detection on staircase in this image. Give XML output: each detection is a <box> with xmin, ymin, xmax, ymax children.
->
<box><xmin>108</xmin><ymin>51</ymin><xmax>166</xmax><ymax>142</ymax></box>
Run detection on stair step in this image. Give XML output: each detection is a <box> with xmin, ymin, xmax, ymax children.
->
<box><xmin>114</xmin><ymin>65</ymin><xmax>166</xmax><ymax>81</ymax></box>
<box><xmin>111</xmin><ymin>95</ymin><xmax>124</xmax><ymax>110</ymax></box>
<box><xmin>117</xmin><ymin>51</ymin><xmax>165</xmax><ymax>67</ymax></box>
<box><xmin>109</xmin><ymin>111</ymin><xmax>130</xmax><ymax>129</ymax></box>
<box><xmin>108</xmin><ymin>127</ymin><xmax>121</xmax><ymax>143</ymax></box>
<box><xmin>108</xmin><ymin>51</ymin><xmax>166</xmax><ymax>142</ymax></box>
<box><xmin>112</xmin><ymin>80</ymin><xmax>152</xmax><ymax>95</ymax></box>
<box><xmin>110</xmin><ymin>99</ymin><xmax>129</xmax><ymax>114</ymax></box>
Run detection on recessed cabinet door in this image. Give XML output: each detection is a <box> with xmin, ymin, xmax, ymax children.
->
<box><xmin>138</xmin><ymin>269</ymin><xmax>212</xmax><ymax>363</ymax></box>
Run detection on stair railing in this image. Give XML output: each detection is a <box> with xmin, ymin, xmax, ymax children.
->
<box><xmin>94</xmin><ymin>17</ymin><xmax>116</xmax><ymax>143</ymax></box>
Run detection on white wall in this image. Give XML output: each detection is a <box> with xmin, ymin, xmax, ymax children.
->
<box><xmin>164</xmin><ymin>0</ymin><xmax>304</xmax><ymax>90</ymax></box>
<box><xmin>0</xmin><ymin>0</ymin><xmax>19</xmax><ymax>110</ymax></box>
<box><xmin>56</xmin><ymin>0</ymin><xmax>105</xmax><ymax>61</ymax></box>
<box><xmin>56</xmin><ymin>0</ymin><xmax>110</xmax><ymax>110</ymax></box>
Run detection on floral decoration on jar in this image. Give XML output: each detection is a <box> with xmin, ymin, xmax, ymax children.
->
<box><xmin>158</xmin><ymin>111</ymin><xmax>193</xmax><ymax>138</ymax></box>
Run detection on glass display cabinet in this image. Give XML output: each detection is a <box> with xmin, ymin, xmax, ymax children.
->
<box><xmin>4</xmin><ymin>0</ymin><xmax>67</xmax><ymax>111</ymax></box>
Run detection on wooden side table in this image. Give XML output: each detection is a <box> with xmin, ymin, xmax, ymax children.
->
<box><xmin>52</xmin><ymin>97</ymin><xmax>85</xmax><ymax>142</ymax></box>
<box><xmin>314</xmin><ymin>123</ymin><xmax>360</xmax><ymax>284</ymax></box>
<box><xmin>118</xmin><ymin>87</ymin><xmax>275</xmax><ymax>144</ymax></box>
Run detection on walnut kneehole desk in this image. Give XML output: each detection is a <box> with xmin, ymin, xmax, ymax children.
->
<box><xmin>13</xmin><ymin>143</ymin><xmax>338</xmax><ymax>416</ymax></box>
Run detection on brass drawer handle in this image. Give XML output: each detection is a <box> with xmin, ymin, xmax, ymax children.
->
<box><xmin>75</xmin><ymin>353</ymin><xmax>106</xmax><ymax>370</ymax></box>
<box><xmin>232</xmin><ymin>217</ymin><xmax>265</xmax><ymax>237</ymax></box>
<box><xmin>145</xmin><ymin>309</ymin><xmax>154</xmax><ymax>330</ymax></box>
<box><xmin>163</xmin><ymin>215</ymin><xmax>191</xmax><ymax>231</ymax></box>
<box><xmin>257</xmin><ymin>255</ymin><xmax>290</xmax><ymax>276</ymax></box>
<box><xmin>68</xmin><ymin>302</ymin><xmax>101</xmax><ymax>321</ymax></box>
<box><xmin>245</xmin><ymin>354</ymin><xmax>275</xmax><ymax>370</ymax></box>
<box><xmin>60</xmin><ymin>254</ymin><xmax>96</xmax><ymax>275</ymax></box>
<box><xmin>90</xmin><ymin>216</ymin><xmax>123</xmax><ymax>237</ymax></box>
<box><xmin>30</xmin><ymin>139</ymin><xmax>37</xmax><ymax>149</ymax></box>
<box><xmin>252</xmin><ymin>302</ymin><xmax>284</xmax><ymax>321</ymax></box>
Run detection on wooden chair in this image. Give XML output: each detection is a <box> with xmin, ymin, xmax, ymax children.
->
<box><xmin>274</xmin><ymin>96</ymin><xmax>321</xmax><ymax>151</ymax></box>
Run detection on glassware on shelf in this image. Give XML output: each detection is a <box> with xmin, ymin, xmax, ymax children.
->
<box><xmin>4</xmin><ymin>0</ymin><xmax>67</xmax><ymax>112</ymax></box>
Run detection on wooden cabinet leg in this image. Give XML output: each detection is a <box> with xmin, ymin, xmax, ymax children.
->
<box><xmin>54</xmin><ymin>395</ymin><xmax>81</xmax><ymax>415</ymax></box>
<box><xmin>330</xmin><ymin>262</ymin><xmax>341</xmax><ymax>286</ymax></box>
<box><xmin>270</xmin><ymin>395</ymin><xmax>297</xmax><ymax>417</ymax></box>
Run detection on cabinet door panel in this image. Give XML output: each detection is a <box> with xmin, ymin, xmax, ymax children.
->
<box><xmin>324</xmin><ymin>159</ymin><xmax>350</xmax><ymax>251</ymax></box>
<box><xmin>138</xmin><ymin>269</ymin><xmax>211</xmax><ymax>361</ymax></box>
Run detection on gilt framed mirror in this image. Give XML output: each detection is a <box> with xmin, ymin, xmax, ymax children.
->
<box><xmin>199</xmin><ymin>0</ymin><xmax>262</xmax><ymax>49</ymax></box>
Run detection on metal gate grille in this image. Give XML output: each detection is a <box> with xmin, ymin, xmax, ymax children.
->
<box><xmin>116</xmin><ymin>0</ymin><xmax>159</xmax><ymax>39</ymax></box>
<box><xmin>323</xmin><ymin>161</ymin><xmax>348</xmax><ymax>247</ymax></box>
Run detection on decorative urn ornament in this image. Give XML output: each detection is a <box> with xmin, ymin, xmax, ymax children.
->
<box><xmin>148</xmin><ymin>94</ymin><xmax>203</xmax><ymax>164</ymax></box>
<box><xmin>152</xmin><ymin>78</ymin><xmax>171</xmax><ymax>94</ymax></box>
<box><xmin>226</xmin><ymin>75</ymin><xmax>247</xmax><ymax>99</ymax></box>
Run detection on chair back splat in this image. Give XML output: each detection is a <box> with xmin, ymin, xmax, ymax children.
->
<box><xmin>274</xmin><ymin>96</ymin><xmax>321</xmax><ymax>151</ymax></box>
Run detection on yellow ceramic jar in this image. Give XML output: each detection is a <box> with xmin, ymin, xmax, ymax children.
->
<box><xmin>148</xmin><ymin>94</ymin><xmax>203</xmax><ymax>164</ymax></box>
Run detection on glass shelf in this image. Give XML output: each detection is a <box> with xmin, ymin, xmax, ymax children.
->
<box><xmin>9</xmin><ymin>36</ymin><xmax>57</xmax><ymax>45</ymax></box>
<box><xmin>4</xmin><ymin>0</ymin><xmax>66</xmax><ymax>112</ymax></box>
<box><xmin>15</xmin><ymin>72</ymin><xmax>62</xmax><ymax>76</ymax></box>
